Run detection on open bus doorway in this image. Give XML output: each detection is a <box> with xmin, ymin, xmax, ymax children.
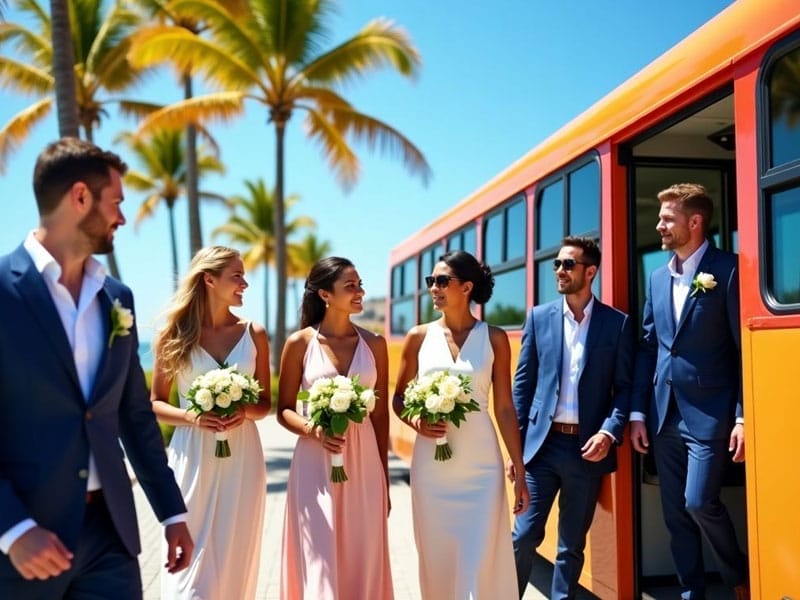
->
<box><xmin>626</xmin><ymin>92</ymin><xmax>748</xmax><ymax>598</ymax></box>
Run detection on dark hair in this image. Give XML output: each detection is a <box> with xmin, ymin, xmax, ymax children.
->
<box><xmin>561</xmin><ymin>236</ymin><xmax>601</xmax><ymax>267</ymax></box>
<box><xmin>439</xmin><ymin>250</ymin><xmax>494</xmax><ymax>305</ymax></box>
<box><xmin>33</xmin><ymin>137</ymin><xmax>128</xmax><ymax>216</ymax></box>
<box><xmin>300</xmin><ymin>256</ymin><xmax>355</xmax><ymax>328</ymax></box>
<box><xmin>657</xmin><ymin>182</ymin><xmax>714</xmax><ymax>234</ymax></box>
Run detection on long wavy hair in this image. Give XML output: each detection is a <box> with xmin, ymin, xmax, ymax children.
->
<box><xmin>153</xmin><ymin>246</ymin><xmax>240</xmax><ymax>375</ymax></box>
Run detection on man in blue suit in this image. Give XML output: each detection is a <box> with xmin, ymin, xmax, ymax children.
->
<box><xmin>511</xmin><ymin>236</ymin><xmax>633</xmax><ymax>600</ymax></box>
<box><xmin>630</xmin><ymin>183</ymin><xmax>748</xmax><ymax>600</ymax></box>
<box><xmin>0</xmin><ymin>138</ymin><xmax>193</xmax><ymax>598</ymax></box>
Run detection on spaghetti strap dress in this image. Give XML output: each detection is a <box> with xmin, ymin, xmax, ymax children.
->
<box><xmin>410</xmin><ymin>321</ymin><xmax>517</xmax><ymax>599</ymax></box>
<box><xmin>280</xmin><ymin>328</ymin><xmax>393</xmax><ymax>600</ymax></box>
<box><xmin>161</xmin><ymin>323</ymin><xmax>267</xmax><ymax>600</ymax></box>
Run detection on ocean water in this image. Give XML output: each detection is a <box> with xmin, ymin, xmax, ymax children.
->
<box><xmin>138</xmin><ymin>341</ymin><xmax>154</xmax><ymax>373</ymax></box>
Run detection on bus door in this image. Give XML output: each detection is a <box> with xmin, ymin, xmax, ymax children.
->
<box><xmin>625</xmin><ymin>92</ymin><xmax>747</xmax><ymax>596</ymax></box>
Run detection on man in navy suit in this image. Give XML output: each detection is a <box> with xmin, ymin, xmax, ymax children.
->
<box><xmin>510</xmin><ymin>236</ymin><xmax>633</xmax><ymax>600</ymax></box>
<box><xmin>0</xmin><ymin>138</ymin><xmax>193</xmax><ymax>598</ymax></box>
<box><xmin>630</xmin><ymin>183</ymin><xmax>749</xmax><ymax>600</ymax></box>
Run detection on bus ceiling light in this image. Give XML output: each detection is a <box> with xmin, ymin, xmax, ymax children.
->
<box><xmin>708</xmin><ymin>124</ymin><xmax>735</xmax><ymax>151</ymax></box>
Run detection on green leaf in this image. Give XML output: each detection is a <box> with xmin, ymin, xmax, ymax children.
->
<box><xmin>331</xmin><ymin>413</ymin><xmax>349</xmax><ymax>435</ymax></box>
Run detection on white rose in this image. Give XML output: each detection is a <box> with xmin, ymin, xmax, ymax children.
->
<box><xmin>215</xmin><ymin>392</ymin><xmax>232</xmax><ymax>409</ymax></box>
<box><xmin>195</xmin><ymin>388</ymin><xmax>214</xmax><ymax>412</ymax></box>
<box><xmin>695</xmin><ymin>272</ymin><xmax>717</xmax><ymax>290</ymax></box>
<box><xmin>438</xmin><ymin>376</ymin><xmax>461</xmax><ymax>401</ymax></box>
<box><xmin>330</xmin><ymin>390</ymin><xmax>353</xmax><ymax>413</ymax></box>
<box><xmin>231</xmin><ymin>374</ymin><xmax>248</xmax><ymax>389</ymax></box>
<box><xmin>310</xmin><ymin>378</ymin><xmax>332</xmax><ymax>397</ymax></box>
<box><xmin>228</xmin><ymin>384</ymin><xmax>242</xmax><ymax>402</ymax></box>
<box><xmin>417</xmin><ymin>375</ymin><xmax>434</xmax><ymax>390</ymax></box>
<box><xmin>439</xmin><ymin>395</ymin><xmax>456</xmax><ymax>414</ymax></box>
<box><xmin>360</xmin><ymin>389</ymin><xmax>376</xmax><ymax>412</ymax></box>
<box><xmin>456</xmin><ymin>388</ymin><xmax>472</xmax><ymax>404</ymax></box>
<box><xmin>425</xmin><ymin>393</ymin><xmax>444</xmax><ymax>413</ymax></box>
<box><xmin>333</xmin><ymin>375</ymin><xmax>353</xmax><ymax>390</ymax></box>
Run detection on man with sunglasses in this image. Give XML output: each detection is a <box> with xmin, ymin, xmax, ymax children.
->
<box><xmin>630</xmin><ymin>183</ymin><xmax>749</xmax><ymax>600</ymax></box>
<box><xmin>510</xmin><ymin>236</ymin><xmax>633</xmax><ymax>599</ymax></box>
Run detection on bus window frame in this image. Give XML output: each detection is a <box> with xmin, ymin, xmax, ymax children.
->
<box><xmin>758</xmin><ymin>30</ymin><xmax>800</xmax><ymax>314</ymax></box>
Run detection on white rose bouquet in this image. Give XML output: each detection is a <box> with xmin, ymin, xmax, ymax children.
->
<box><xmin>297</xmin><ymin>375</ymin><xmax>376</xmax><ymax>482</ymax></box>
<box><xmin>186</xmin><ymin>364</ymin><xmax>263</xmax><ymax>458</ymax></box>
<box><xmin>400</xmin><ymin>370</ymin><xmax>480</xmax><ymax>461</ymax></box>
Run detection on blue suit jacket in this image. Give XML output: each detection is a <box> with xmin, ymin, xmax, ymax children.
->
<box><xmin>0</xmin><ymin>245</ymin><xmax>186</xmax><ymax>575</ymax></box>
<box><xmin>512</xmin><ymin>298</ymin><xmax>633</xmax><ymax>475</ymax></box>
<box><xmin>631</xmin><ymin>245</ymin><xmax>741</xmax><ymax>440</ymax></box>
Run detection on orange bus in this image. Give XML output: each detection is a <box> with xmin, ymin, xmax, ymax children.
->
<box><xmin>385</xmin><ymin>0</ymin><xmax>800</xmax><ymax>597</ymax></box>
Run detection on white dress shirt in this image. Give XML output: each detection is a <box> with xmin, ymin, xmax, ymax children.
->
<box><xmin>554</xmin><ymin>296</ymin><xmax>594</xmax><ymax>424</ymax></box>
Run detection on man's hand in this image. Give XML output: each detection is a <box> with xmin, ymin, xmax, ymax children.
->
<box><xmin>581</xmin><ymin>433</ymin><xmax>613</xmax><ymax>462</ymax></box>
<box><xmin>164</xmin><ymin>522</ymin><xmax>193</xmax><ymax>574</ymax></box>
<box><xmin>729</xmin><ymin>423</ymin><xmax>745</xmax><ymax>463</ymax></box>
<box><xmin>8</xmin><ymin>526</ymin><xmax>73</xmax><ymax>580</ymax></box>
<box><xmin>630</xmin><ymin>421</ymin><xmax>650</xmax><ymax>454</ymax></box>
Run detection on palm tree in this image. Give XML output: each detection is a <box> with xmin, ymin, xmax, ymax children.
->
<box><xmin>118</xmin><ymin>127</ymin><xmax>226</xmax><ymax>288</ymax></box>
<box><xmin>131</xmin><ymin>0</ymin><xmax>248</xmax><ymax>257</ymax></box>
<box><xmin>49</xmin><ymin>0</ymin><xmax>78</xmax><ymax>137</ymax></box>
<box><xmin>129</xmin><ymin>0</ymin><xmax>431</xmax><ymax>367</ymax></box>
<box><xmin>0</xmin><ymin>0</ymin><xmax>157</xmax><ymax>279</ymax></box>
<box><xmin>287</xmin><ymin>232</ymin><xmax>331</xmax><ymax>328</ymax></box>
<box><xmin>212</xmin><ymin>178</ymin><xmax>314</xmax><ymax>352</ymax></box>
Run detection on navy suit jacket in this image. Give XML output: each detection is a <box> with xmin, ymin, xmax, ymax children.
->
<box><xmin>0</xmin><ymin>245</ymin><xmax>186</xmax><ymax>576</ymax></box>
<box><xmin>512</xmin><ymin>298</ymin><xmax>633</xmax><ymax>475</ymax></box>
<box><xmin>631</xmin><ymin>245</ymin><xmax>741</xmax><ymax>440</ymax></box>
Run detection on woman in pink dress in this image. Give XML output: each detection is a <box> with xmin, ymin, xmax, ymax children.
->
<box><xmin>278</xmin><ymin>256</ymin><xmax>393</xmax><ymax>600</ymax></box>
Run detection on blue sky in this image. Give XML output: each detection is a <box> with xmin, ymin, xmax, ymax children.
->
<box><xmin>1</xmin><ymin>0</ymin><xmax>734</xmax><ymax>343</ymax></box>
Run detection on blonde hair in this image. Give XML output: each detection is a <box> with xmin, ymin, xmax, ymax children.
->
<box><xmin>154</xmin><ymin>246</ymin><xmax>241</xmax><ymax>376</ymax></box>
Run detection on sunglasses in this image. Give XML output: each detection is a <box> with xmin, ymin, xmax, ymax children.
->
<box><xmin>425</xmin><ymin>274</ymin><xmax>462</xmax><ymax>288</ymax></box>
<box><xmin>552</xmin><ymin>258</ymin><xmax>591</xmax><ymax>271</ymax></box>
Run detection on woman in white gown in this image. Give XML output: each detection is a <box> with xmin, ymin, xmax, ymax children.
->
<box><xmin>150</xmin><ymin>246</ymin><xmax>271</xmax><ymax>599</ymax></box>
<box><xmin>393</xmin><ymin>250</ymin><xmax>529</xmax><ymax>599</ymax></box>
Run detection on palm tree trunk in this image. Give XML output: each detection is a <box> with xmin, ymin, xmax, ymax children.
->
<box><xmin>273</xmin><ymin>121</ymin><xmax>287</xmax><ymax>372</ymax></box>
<box><xmin>84</xmin><ymin>119</ymin><xmax>122</xmax><ymax>280</ymax></box>
<box><xmin>49</xmin><ymin>0</ymin><xmax>79</xmax><ymax>138</ymax></box>
<box><xmin>167</xmin><ymin>203</ymin><xmax>179</xmax><ymax>290</ymax></box>
<box><xmin>264</xmin><ymin>264</ymin><xmax>270</xmax><ymax>341</ymax></box>
<box><xmin>183</xmin><ymin>73</ymin><xmax>202</xmax><ymax>256</ymax></box>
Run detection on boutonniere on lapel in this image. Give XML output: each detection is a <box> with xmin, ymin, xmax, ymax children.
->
<box><xmin>108</xmin><ymin>298</ymin><xmax>134</xmax><ymax>348</ymax></box>
<box><xmin>690</xmin><ymin>271</ymin><xmax>718</xmax><ymax>297</ymax></box>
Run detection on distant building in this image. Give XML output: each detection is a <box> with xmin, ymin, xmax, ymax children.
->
<box><xmin>352</xmin><ymin>296</ymin><xmax>386</xmax><ymax>333</ymax></box>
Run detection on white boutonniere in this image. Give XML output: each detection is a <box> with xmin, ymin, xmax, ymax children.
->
<box><xmin>108</xmin><ymin>298</ymin><xmax>134</xmax><ymax>348</ymax></box>
<box><xmin>690</xmin><ymin>271</ymin><xmax>717</xmax><ymax>297</ymax></box>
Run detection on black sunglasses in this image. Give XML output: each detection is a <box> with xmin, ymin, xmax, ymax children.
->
<box><xmin>425</xmin><ymin>274</ymin><xmax>462</xmax><ymax>288</ymax></box>
<box><xmin>552</xmin><ymin>258</ymin><xmax>591</xmax><ymax>271</ymax></box>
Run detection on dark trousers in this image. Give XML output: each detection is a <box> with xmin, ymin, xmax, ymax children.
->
<box><xmin>652</xmin><ymin>406</ymin><xmax>748</xmax><ymax>599</ymax></box>
<box><xmin>512</xmin><ymin>431</ymin><xmax>603</xmax><ymax>600</ymax></box>
<box><xmin>0</xmin><ymin>495</ymin><xmax>142</xmax><ymax>599</ymax></box>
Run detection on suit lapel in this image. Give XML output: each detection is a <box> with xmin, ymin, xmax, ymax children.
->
<box><xmin>547</xmin><ymin>302</ymin><xmax>563</xmax><ymax>385</ymax></box>
<box><xmin>654</xmin><ymin>267</ymin><xmax>676</xmax><ymax>341</ymax></box>
<box><xmin>89</xmin><ymin>284</ymin><xmax>115</xmax><ymax>406</ymax></box>
<box><xmin>11</xmin><ymin>248</ymin><xmax>82</xmax><ymax>393</ymax></box>
<box><xmin>675</xmin><ymin>246</ymin><xmax>716</xmax><ymax>337</ymax></box>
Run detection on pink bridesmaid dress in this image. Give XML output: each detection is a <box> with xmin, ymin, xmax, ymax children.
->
<box><xmin>280</xmin><ymin>329</ymin><xmax>393</xmax><ymax>600</ymax></box>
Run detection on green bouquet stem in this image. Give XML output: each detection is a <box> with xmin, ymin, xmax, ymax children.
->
<box><xmin>434</xmin><ymin>436</ymin><xmax>453</xmax><ymax>461</ymax></box>
<box><xmin>331</xmin><ymin>453</ymin><xmax>348</xmax><ymax>483</ymax></box>
<box><xmin>215</xmin><ymin>433</ymin><xmax>231</xmax><ymax>458</ymax></box>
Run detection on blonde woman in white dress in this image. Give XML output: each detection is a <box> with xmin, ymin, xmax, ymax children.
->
<box><xmin>151</xmin><ymin>246</ymin><xmax>271</xmax><ymax>599</ymax></box>
<box><xmin>393</xmin><ymin>250</ymin><xmax>529</xmax><ymax>599</ymax></box>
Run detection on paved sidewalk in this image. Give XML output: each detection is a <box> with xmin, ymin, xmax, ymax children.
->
<box><xmin>135</xmin><ymin>417</ymin><xmax>573</xmax><ymax>600</ymax></box>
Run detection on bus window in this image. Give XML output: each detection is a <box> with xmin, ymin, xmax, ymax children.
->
<box><xmin>418</xmin><ymin>244</ymin><xmax>440</xmax><ymax>324</ymax></box>
<box><xmin>483</xmin><ymin>194</ymin><xmax>527</xmax><ymax>326</ymax></box>
<box><xmin>447</xmin><ymin>225</ymin><xmax>477</xmax><ymax>255</ymax></box>
<box><xmin>535</xmin><ymin>157</ymin><xmax>601</xmax><ymax>305</ymax></box>
<box><xmin>390</xmin><ymin>258</ymin><xmax>416</xmax><ymax>334</ymax></box>
<box><xmin>764</xmin><ymin>44</ymin><xmax>800</xmax><ymax>307</ymax></box>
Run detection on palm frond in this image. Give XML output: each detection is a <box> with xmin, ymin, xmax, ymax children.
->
<box><xmin>0</xmin><ymin>21</ymin><xmax>50</xmax><ymax>56</ymax></box>
<box><xmin>117</xmin><ymin>99</ymin><xmax>162</xmax><ymax>120</ymax></box>
<box><xmin>0</xmin><ymin>96</ymin><xmax>52</xmax><ymax>173</ymax></box>
<box><xmin>136</xmin><ymin>91</ymin><xmax>246</xmax><ymax>134</ymax></box>
<box><xmin>302</xmin><ymin>106</ymin><xmax>359</xmax><ymax>188</ymax></box>
<box><xmin>124</xmin><ymin>170</ymin><xmax>157</xmax><ymax>191</ymax></box>
<box><xmin>302</xmin><ymin>18</ymin><xmax>421</xmax><ymax>86</ymax></box>
<box><xmin>0</xmin><ymin>56</ymin><xmax>53</xmax><ymax>94</ymax></box>
<box><xmin>135</xmin><ymin>192</ymin><xmax>163</xmax><ymax>226</ymax></box>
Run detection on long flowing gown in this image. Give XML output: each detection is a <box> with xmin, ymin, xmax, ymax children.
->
<box><xmin>281</xmin><ymin>328</ymin><xmax>393</xmax><ymax>600</ymax></box>
<box><xmin>411</xmin><ymin>321</ymin><xmax>517</xmax><ymax>599</ymax></box>
<box><xmin>161</xmin><ymin>324</ymin><xmax>267</xmax><ymax>600</ymax></box>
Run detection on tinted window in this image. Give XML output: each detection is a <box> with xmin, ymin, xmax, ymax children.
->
<box><xmin>484</xmin><ymin>268</ymin><xmax>527</xmax><ymax>327</ymax></box>
<box><xmin>507</xmin><ymin>198</ymin><xmax>526</xmax><ymax>260</ymax></box>
<box><xmin>569</xmin><ymin>161</ymin><xmax>600</xmax><ymax>235</ymax></box>
<box><xmin>484</xmin><ymin>212</ymin><xmax>503</xmax><ymax>265</ymax></box>
<box><xmin>768</xmin><ymin>187</ymin><xmax>800</xmax><ymax>304</ymax></box>
<box><xmin>447</xmin><ymin>225</ymin><xmax>477</xmax><ymax>255</ymax></box>
<box><xmin>769</xmin><ymin>46</ymin><xmax>800</xmax><ymax>167</ymax></box>
<box><xmin>536</xmin><ymin>260</ymin><xmax>559</xmax><ymax>305</ymax></box>
<box><xmin>537</xmin><ymin>180</ymin><xmax>563</xmax><ymax>250</ymax></box>
<box><xmin>391</xmin><ymin>298</ymin><xmax>415</xmax><ymax>335</ymax></box>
